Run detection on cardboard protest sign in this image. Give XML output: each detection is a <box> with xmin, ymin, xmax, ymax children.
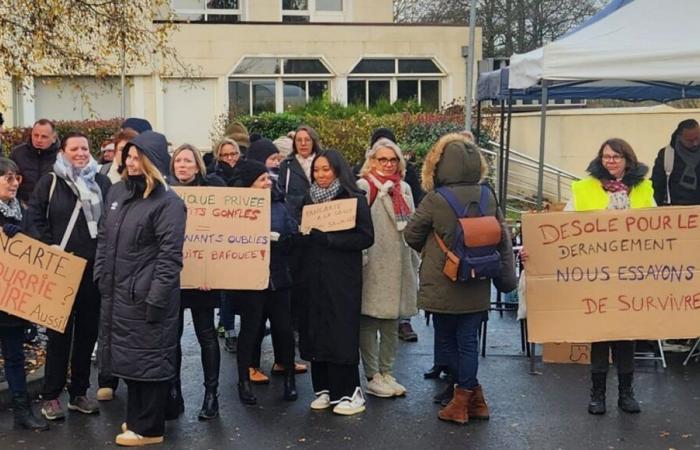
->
<box><xmin>0</xmin><ymin>232</ymin><xmax>86</xmax><ymax>333</ymax></box>
<box><xmin>174</xmin><ymin>186</ymin><xmax>271</xmax><ymax>290</ymax></box>
<box><xmin>542</xmin><ymin>343</ymin><xmax>591</xmax><ymax>365</ymax></box>
<box><xmin>523</xmin><ymin>206</ymin><xmax>700</xmax><ymax>343</ymax></box>
<box><xmin>300</xmin><ymin>198</ymin><xmax>357</xmax><ymax>234</ymax></box>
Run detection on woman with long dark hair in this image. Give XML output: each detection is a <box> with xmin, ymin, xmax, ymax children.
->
<box><xmin>299</xmin><ymin>149</ymin><xmax>374</xmax><ymax>416</ymax></box>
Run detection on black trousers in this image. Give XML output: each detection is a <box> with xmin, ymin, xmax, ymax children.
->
<box><xmin>591</xmin><ymin>340</ymin><xmax>635</xmax><ymax>374</ymax></box>
<box><xmin>237</xmin><ymin>289</ymin><xmax>294</xmax><ymax>380</ymax></box>
<box><xmin>176</xmin><ymin>308</ymin><xmax>220</xmax><ymax>390</ymax></box>
<box><xmin>125</xmin><ymin>379</ymin><xmax>168</xmax><ymax>437</ymax></box>
<box><xmin>42</xmin><ymin>266</ymin><xmax>100</xmax><ymax>400</ymax></box>
<box><xmin>311</xmin><ymin>361</ymin><xmax>360</xmax><ymax>403</ymax></box>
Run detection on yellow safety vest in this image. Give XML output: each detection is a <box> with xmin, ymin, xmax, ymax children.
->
<box><xmin>571</xmin><ymin>177</ymin><xmax>654</xmax><ymax>211</ymax></box>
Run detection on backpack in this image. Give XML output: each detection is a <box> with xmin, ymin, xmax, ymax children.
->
<box><xmin>433</xmin><ymin>184</ymin><xmax>503</xmax><ymax>282</ymax></box>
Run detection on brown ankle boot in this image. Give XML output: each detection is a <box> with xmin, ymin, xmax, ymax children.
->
<box><xmin>438</xmin><ymin>385</ymin><xmax>472</xmax><ymax>424</ymax></box>
<box><xmin>468</xmin><ymin>384</ymin><xmax>490</xmax><ymax>420</ymax></box>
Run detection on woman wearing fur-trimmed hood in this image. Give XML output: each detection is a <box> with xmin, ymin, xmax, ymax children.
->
<box><xmin>405</xmin><ymin>133</ymin><xmax>516</xmax><ymax>425</ymax></box>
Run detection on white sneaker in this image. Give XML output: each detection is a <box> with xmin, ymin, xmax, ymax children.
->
<box><xmin>310</xmin><ymin>391</ymin><xmax>331</xmax><ymax>410</ymax></box>
<box><xmin>333</xmin><ymin>387</ymin><xmax>366</xmax><ymax>416</ymax></box>
<box><xmin>366</xmin><ymin>373</ymin><xmax>395</xmax><ymax>398</ymax></box>
<box><xmin>382</xmin><ymin>373</ymin><xmax>407</xmax><ymax>397</ymax></box>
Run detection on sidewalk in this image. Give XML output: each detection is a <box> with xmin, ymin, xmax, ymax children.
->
<box><xmin>1</xmin><ymin>310</ymin><xmax>699</xmax><ymax>449</ymax></box>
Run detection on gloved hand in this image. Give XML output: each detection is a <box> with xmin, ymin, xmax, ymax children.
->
<box><xmin>309</xmin><ymin>228</ymin><xmax>328</xmax><ymax>247</ymax></box>
<box><xmin>3</xmin><ymin>223</ymin><xmax>22</xmax><ymax>238</ymax></box>
<box><xmin>146</xmin><ymin>304</ymin><xmax>165</xmax><ymax>324</ymax></box>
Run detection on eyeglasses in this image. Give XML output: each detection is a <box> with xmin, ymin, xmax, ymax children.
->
<box><xmin>602</xmin><ymin>154</ymin><xmax>624</xmax><ymax>162</ymax></box>
<box><xmin>1</xmin><ymin>174</ymin><xmax>22</xmax><ymax>184</ymax></box>
<box><xmin>219</xmin><ymin>152</ymin><xmax>240</xmax><ymax>160</ymax></box>
<box><xmin>376</xmin><ymin>157</ymin><xmax>399</xmax><ymax>166</ymax></box>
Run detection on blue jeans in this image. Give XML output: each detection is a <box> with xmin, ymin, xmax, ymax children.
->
<box><xmin>433</xmin><ymin>312</ymin><xmax>483</xmax><ymax>389</ymax></box>
<box><xmin>0</xmin><ymin>326</ymin><xmax>27</xmax><ymax>394</ymax></box>
<box><xmin>220</xmin><ymin>291</ymin><xmax>237</xmax><ymax>336</ymax></box>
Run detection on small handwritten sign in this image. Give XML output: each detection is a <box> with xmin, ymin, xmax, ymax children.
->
<box><xmin>542</xmin><ymin>343</ymin><xmax>591</xmax><ymax>365</ymax></box>
<box><xmin>0</xmin><ymin>232</ymin><xmax>86</xmax><ymax>333</ymax></box>
<box><xmin>522</xmin><ymin>206</ymin><xmax>700</xmax><ymax>343</ymax></box>
<box><xmin>300</xmin><ymin>198</ymin><xmax>358</xmax><ymax>234</ymax></box>
<box><xmin>174</xmin><ymin>186</ymin><xmax>271</xmax><ymax>290</ymax></box>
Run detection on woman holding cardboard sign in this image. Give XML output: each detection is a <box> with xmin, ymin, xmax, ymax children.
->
<box><xmin>356</xmin><ymin>138</ymin><xmax>418</xmax><ymax>399</ymax></box>
<box><xmin>404</xmin><ymin>133</ymin><xmax>517</xmax><ymax>425</ymax></box>
<box><xmin>0</xmin><ymin>157</ymin><xmax>49</xmax><ymax>431</ymax></box>
<box><xmin>95</xmin><ymin>131</ymin><xmax>186</xmax><ymax>446</ymax></box>
<box><xmin>299</xmin><ymin>149</ymin><xmax>374</xmax><ymax>416</ymax></box>
<box><xmin>170</xmin><ymin>144</ymin><xmax>225</xmax><ymax>420</ymax></box>
<box><xmin>229</xmin><ymin>159</ymin><xmax>299</xmax><ymax>405</ymax></box>
<box><xmin>26</xmin><ymin>132</ymin><xmax>111</xmax><ymax>422</ymax></box>
<box><xmin>521</xmin><ymin>138</ymin><xmax>653</xmax><ymax>415</ymax></box>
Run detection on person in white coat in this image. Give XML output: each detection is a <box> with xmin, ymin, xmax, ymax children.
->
<box><xmin>356</xmin><ymin>138</ymin><xmax>419</xmax><ymax>398</ymax></box>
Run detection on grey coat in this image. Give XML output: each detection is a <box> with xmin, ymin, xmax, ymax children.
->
<box><xmin>357</xmin><ymin>177</ymin><xmax>419</xmax><ymax>319</ymax></box>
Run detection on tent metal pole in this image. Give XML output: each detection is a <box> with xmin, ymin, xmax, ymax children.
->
<box><xmin>503</xmin><ymin>91</ymin><xmax>513</xmax><ymax>208</ymax></box>
<box><xmin>476</xmin><ymin>100</ymin><xmax>482</xmax><ymax>140</ymax></box>
<box><xmin>498</xmin><ymin>99</ymin><xmax>506</xmax><ymax>201</ymax></box>
<box><xmin>536</xmin><ymin>82</ymin><xmax>549</xmax><ymax>210</ymax></box>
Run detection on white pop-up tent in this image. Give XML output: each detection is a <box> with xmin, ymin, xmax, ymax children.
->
<box><xmin>506</xmin><ymin>0</ymin><xmax>700</xmax><ymax>207</ymax></box>
<box><xmin>509</xmin><ymin>0</ymin><xmax>700</xmax><ymax>89</ymax></box>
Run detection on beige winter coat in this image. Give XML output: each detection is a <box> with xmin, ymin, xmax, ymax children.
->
<box><xmin>357</xmin><ymin>176</ymin><xmax>419</xmax><ymax>319</ymax></box>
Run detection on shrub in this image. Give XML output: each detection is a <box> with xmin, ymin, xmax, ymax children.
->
<box><xmin>240</xmin><ymin>112</ymin><xmax>304</xmax><ymax>140</ymax></box>
<box><xmin>1</xmin><ymin>118</ymin><xmax>122</xmax><ymax>156</ymax></box>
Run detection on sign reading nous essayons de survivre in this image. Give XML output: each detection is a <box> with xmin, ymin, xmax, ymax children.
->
<box><xmin>0</xmin><ymin>231</ymin><xmax>86</xmax><ymax>333</ymax></box>
<box><xmin>174</xmin><ymin>186</ymin><xmax>271</xmax><ymax>290</ymax></box>
<box><xmin>300</xmin><ymin>198</ymin><xmax>357</xmax><ymax>234</ymax></box>
<box><xmin>522</xmin><ymin>206</ymin><xmax>700</xmax><ymax>343</ymax></box>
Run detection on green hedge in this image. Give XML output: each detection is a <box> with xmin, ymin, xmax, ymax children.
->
<box><xmin>1</xmin><ymin>119</ymin><xmax>122</xmax><ymax>156</ymax></box>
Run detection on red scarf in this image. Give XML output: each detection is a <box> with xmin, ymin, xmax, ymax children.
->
<box><xmin>602</xmin><ymin>179</ymin><xmax>629</xmax><ymax>194</ymax></box>
<box><xmin>365</xmin><ymin>170</ymin><xmax>412</xmax><ymax>224</ymax></box>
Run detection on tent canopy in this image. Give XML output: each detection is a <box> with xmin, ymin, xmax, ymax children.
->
<box><xmin>509</xmin><ymin>0</ymin><xmax>700</xmax><ymax>89</ymax></box>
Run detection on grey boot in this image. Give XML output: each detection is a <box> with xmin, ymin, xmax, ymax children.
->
<box><xmin>13</xmin><ymin>394</ymin><xmax>49</xmax><ymax>431</ymax></box>
<box><xmin>588</xmin><ymin>372</ymin><xmax>606</xmax><ymax>415</ymax></box>
<box><xmin>618</xmin><ymin>373</ymin><xmax>641</xmax><ymax>413</ymax></box>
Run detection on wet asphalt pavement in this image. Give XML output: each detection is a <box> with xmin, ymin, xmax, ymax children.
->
<box><xmin>1</xmin><ymin>309</ymin><xmax>699</xmax><ymax>450</ymax></box>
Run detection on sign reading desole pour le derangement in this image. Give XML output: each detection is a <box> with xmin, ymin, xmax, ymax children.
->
<box><xmin>522</xmin><ymin>206</ymin><xmax>700</xmax><ymax>343</ymax></box>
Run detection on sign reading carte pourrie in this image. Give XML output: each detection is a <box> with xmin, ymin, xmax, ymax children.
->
<box><xmin>0</xmin><ymin>232</ymin><xmax>86</xmax><ymax>333</ymax></box>
<box><xmin>522</xmin><ymin>206</ymin><xmax>700</xmax><ymax>343</ymax></box>
<box><xmin>174</xmin><ymin>187</ymin><xmax>271</xmax><ymax>290</ymax></box>
<box><xmin>300</xmin><ymin>198</ymin><xmax>357</xmax><ymax>234</ymax></box>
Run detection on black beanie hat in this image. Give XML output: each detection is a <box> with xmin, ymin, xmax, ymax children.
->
<box><xmin>246</xmin><ymin>138</ymin><xmax>279</xmax><ymax>164</ymax></box>
<box><xmin>370</xmin><ymin>127</ymin><xmax>396</xmax><ymax>147</ymax></box>
<box><xmin>229</xmin><ymin>159</ymin><xmax>268</xmax><ymax>188</ymax></box>
<box><xmin>122</xmin><ymin>117</ymin><xmax>153</xmax><ymax>134</ymax></box>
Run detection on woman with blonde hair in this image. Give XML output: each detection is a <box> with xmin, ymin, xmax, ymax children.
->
<box><xmin>356</xmin><ymin>138</ymin><xmax>418</xmax><ymax>399</ymax></box>
<box><xmin>169</xmin><ymin>143</ymin><xmax>225</xmax><ymax>420</ymax></box>
<box><xmin>95</xmin><ymin>131</ymin><xmax>186</xmax><ymax>446</ymax></box>
<box><xmin>209</xmin><ymin>138</ymin><xmax>242</xmax><ymax>185</ymax></box>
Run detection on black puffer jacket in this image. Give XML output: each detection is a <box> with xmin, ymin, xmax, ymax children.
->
<box><xmin>10</xmin><ymin>140</ymin><xmax>60</xmax><ymax>204</ymax></box>
<box><xmin>0</xmin><ymin>210</ymin><xmax>27</xmax><ymax>328</ymax></box>
<box><xmin>171</xmin><ymin>172</ymin><xmax>225</xmax><ymax>309</ymax></box>
<box><xmin>278</xmin><ymin>156</ymin><xmax>311</xmax><ymax>223</ymax></box>
<box><xmin>651</xmin><ymin>145</ymin><xmax>700</xmax><ymax>206</ymax></box>
<box><xmin>96</xmin><ymin>131</ymin><xmax>186</xmax><ymax>381</ymax></box>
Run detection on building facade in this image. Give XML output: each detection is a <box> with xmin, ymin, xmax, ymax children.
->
<box><xmin>4</xmin><ymin>0</ymin><xmax>478</xmax><ymax>149</ymax></box>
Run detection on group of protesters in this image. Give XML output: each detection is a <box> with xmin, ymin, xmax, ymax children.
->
<box><xmin>1</xmin><ymin>112</ymin><xmax>696</xmax><ymax>445</ymax></box>
<box><xmin>0</xmin><ymin>116</ymin><xmax>518</xmax><ymax>446</ymax></box>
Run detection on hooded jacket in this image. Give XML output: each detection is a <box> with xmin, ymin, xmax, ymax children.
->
<box><xmin>10</xmin><ymin>139</ymin><xmax>60</xmax><ymax>204</ymax></box>
<box><xmin>96</xmin><ymin>130</ymin><xmax>186</xmax><ymax>381</ymax></box>
<box><xmin>404</xmin><ymin>133</ymin><xmax>517</xmax><ymax>314</ymax></box>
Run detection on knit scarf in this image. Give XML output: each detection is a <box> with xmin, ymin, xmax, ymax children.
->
<box><xmin>601</xmin><ymin>179</ymin><xmax>630</xmax><ymax>194</ymax></box>
<box><xmin>0</xmin><ymin>198</ymin><xmax>22</xmax><ymax>222</ymax></box>
<box><xmin>309</xmin><ymin>178</ymin><xmax>342</xmax><ymax>204</ymax></box>
<box><xmin>674</xmin><ymin>137</ymin><xmax>700</xmax><ymax>191</ymax></box>
<box><xmin>53</xmin><ymin>153</ymin><xmax>103</xmax><ymax>238</ymax></box>
<box><xmin>365</xmin><ymin>171</ymin><xmax>412</xmax><ymax>230</ymax></box>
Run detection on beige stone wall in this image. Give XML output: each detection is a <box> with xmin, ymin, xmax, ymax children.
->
<box><xmin>506</xmin><ymin>105</ymin><xmax>700</xmax><ymax>178</ymax></box>
<box><xmin>352</xmin><ymin>0</ymin><xmax>393</xmax><ymax>23</ymax></box>
<box><xmin>248</xmin><ymin>0</ymin><xmax>279</xmax><ymax>21</ymax></box>
<box><xmin>246</xmin><ymin>0</ymin><xmax>392</xmax><ymax>23</ymax></box>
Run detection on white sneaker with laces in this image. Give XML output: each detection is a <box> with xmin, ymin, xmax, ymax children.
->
<box><xmin>382</xmin><ymin>373</ymin><xmax>407</xmax><ymax>396</ymax></box>
<box><xmin>366</xmin><ymin>373</ymin><xmax>395</xmax><ymax>398</ymax></box>
<box><xmin>310</xmin><ymin>390</ymin><xmax>331</xmax><ymax>410</ymax></box>
<box><xmin>332</xmin><ymin>387</ymin><xmax>366</xmax><ymax>416</ymax></box>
